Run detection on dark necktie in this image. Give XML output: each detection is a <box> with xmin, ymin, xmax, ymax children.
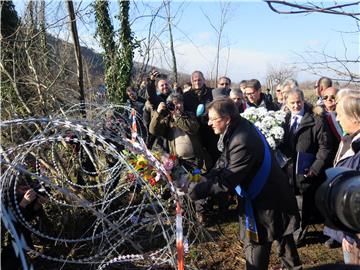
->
<box><xmin>289</xmin><ymin>116</ymin><xmax>298</xmax><ymax>151</ymax></box>
<box><xmin>290</xmin><ymin>116</ymin><xmax>298</xmax><ymax>134</ymax></box>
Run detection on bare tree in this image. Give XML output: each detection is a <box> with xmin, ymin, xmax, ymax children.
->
<box><xmin>264</xmin><ymin>1</ymin><xmax>360</xmax><ymax>20</ymax></box>
<box><xmin>66</xmin><ymin>0</ymin><xmax>86</xmax><ymax>117</ymax></box>
<box><xmin>265</xmin><ymin>65</ymin><xmax>297</xmax><ymax>93</ymax></box>
<box><xmin>264</xmin><ymin>0</ymin><xmax>360</xmax><ymax>85</ymax></box>
<box><xmin>202</xmin><ymin>1</ymin><xmax>231</xmax><ymax>84</ymax></box>
<box><xmin>164</xmin><ymin>0</ymin><xmax>178</xmax><ymax>84</ymax></box>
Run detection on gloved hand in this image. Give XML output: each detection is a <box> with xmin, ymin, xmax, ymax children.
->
<box><xmin>188</xmin><ymin>176</ymin><xmax>211</xmax><ymax>200</ymax></box>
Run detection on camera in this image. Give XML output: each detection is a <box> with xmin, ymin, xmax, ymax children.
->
<box><xmin>315</xmin><ymin>167</ymin><xmax>360</xmax><ymax>233</ymax></box>
<box><xmin>166</xmin><ymin>101</ymin><xmax>176</xmax><ymax>112</ymax></box>
<box><xmin>33</xmin><ymin>182</ymin><xmax>48</xmax><ymax>197</ymax></box>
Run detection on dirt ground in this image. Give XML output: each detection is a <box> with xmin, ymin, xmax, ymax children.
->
<box><xmin>188</xmin><ymin>210</ymin><xmax>344</xmax><ymax>270</ymax></box>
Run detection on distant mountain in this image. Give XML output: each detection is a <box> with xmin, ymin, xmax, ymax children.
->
<box><xmin>47</xmin><ymin>33</ymin><xmax>191</xmax><ymax>87</ymax></box>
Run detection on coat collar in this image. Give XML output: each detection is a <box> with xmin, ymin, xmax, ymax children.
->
<box><xmin>286</xmin><ymin>103</ymin><xmax>315</xmax><ymax>131</ymax></box>
<box><xmin>222</xmin><ymin>116</ymin><xmax>243</xmax><ymax>144</ymax></box>
<box><xmin>335</xmin><ymin>132</ymin><xmax>360</xmax><ymax>165</ymax></box>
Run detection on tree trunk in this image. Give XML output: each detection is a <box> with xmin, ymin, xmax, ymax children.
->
<box><xmin>118</xmin><ymin>0</ymin><xmax>133</xmax><ymax>103</ymax></box>
<box><xmin>66</xmin><ymin>0</ymin><xmax>86</xmax><ymax>117</ymax></box>
<box><xmin>165</xmin><ymin>1</ymin><xmax>177</xmax><ymax>84</ymax></box>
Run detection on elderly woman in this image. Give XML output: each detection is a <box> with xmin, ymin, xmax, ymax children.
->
<box><xmin>334</xmin><ymin>88</ymin><xmax>360</xmax><ymax>264</ymax></box>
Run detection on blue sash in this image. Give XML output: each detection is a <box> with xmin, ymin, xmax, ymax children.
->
<box><xmin>235</xmin><ymin>126</ymin><xmax>271</xmax><ymax>242</ymax></box>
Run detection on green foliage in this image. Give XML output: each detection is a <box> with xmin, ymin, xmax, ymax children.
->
<box><xmin>0</xmin><ymin>0</ymin><xmax>20</xmax><ymax>38</ymax></box>
<box><xmin>94</xmin><ymin>0</ymin><xmax>136</xmax><ymax>104</ymax></box>
<box><xmin>94</xmin><ymin>0</ymin><xmax>118</xmax><ymax>103</ymax></box>
<box><xmin>116</xmin><ymin>0</ymin><xmax>134</xmax><ymax>103</ymax></box>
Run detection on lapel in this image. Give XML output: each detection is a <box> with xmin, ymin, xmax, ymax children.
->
<box><xmin>335</xmin><ymin>133</ymin><xmax>360</xmax><ymax>165</ymax></box>
<box><xmin>294</xmin><ymin>108</ymin><xmax>315</xmax><ymax>136</ymax></box>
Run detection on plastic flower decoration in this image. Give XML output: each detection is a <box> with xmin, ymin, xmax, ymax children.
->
<box><xmin>122</xmin><ymin>149</ymin><xmax>200</xmax><ymax>195</ymax></box>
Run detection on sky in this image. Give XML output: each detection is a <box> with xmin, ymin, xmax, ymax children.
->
<box><xmin>14</xmin><ymin>0</ymin><xmax>359</xmax><ymax>84</ymax></box>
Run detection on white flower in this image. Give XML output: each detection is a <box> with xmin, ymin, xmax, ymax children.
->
<box><xmin>266</xmin><ymin>136</ymin><xmax>276</xmax><ymax>149</ymax></box>
<box><xmin>257</xmin><ymin>107</ymin><xmax>268</xmax><ymax>118</ymax></box>
<box><xmin>241</xmin><ymin>107</ymin><xmax>286</xmax><ymax>150</ymax></box>
<box><xmin>274</xmin><ymin>110</ymin><xmax>287</xmax><ymax>123</ymax></box>
<box><xmin>261</xmin><ymin>116</ymin><xmax>276</xmax><ymax>129</ymax></box>
<box><xmin>270</xmin><ymin>126</ymin><xmax>285</xmax><ymax>140</ymax></box>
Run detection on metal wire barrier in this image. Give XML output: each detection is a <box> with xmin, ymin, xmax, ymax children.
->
<box><xmin>0</xmin><ymin>104</ymin><xmax>203</xmax><ymax>270</ymax></box>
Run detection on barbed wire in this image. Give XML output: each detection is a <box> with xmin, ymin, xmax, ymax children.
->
<box><xmin>1</xmin><ymin>104</ymin><xmax>202</xmax><ymax>270</ymax></box>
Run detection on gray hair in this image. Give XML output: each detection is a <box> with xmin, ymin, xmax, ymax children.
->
<box><xmin>230</xmin><ymin>88</ymin><xmax>243</xmax><ymax>97</ymax></box>
<box><xmin>166</xmin><ymin>92</ymin><xmax>183</xmax><ymax>103</ymax></box>
<box><xmin>337</xmin><ymin>88</ymin><xmax>360</xmax><ymax>122</ymax></box>
<box><xmin>281</xmin><ymin>78</ymin><xmax>299</xmax><ymax>91</ymax></box>
<box><xmin>191</xmin><ymin>70</ymin><xmax>204</xmax><ymax>80</ymax></box>
<box><xmin>286</xmin><ymin>88</ymin><xmax>305</xmax><ymax>101</ymax></box>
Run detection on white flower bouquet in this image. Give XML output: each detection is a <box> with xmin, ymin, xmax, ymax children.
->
<box><xmin>241</xmin><ymin>107</ymin><xmax>287</xmax><ymax>150</ymax></box>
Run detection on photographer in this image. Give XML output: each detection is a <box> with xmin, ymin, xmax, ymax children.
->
<box><xmin>149</xmin><ymin>93</ymin><xmax>207</xmax><ymax>170</ymax></box>
<box><xmin>144</xmin><ymin>69</ymin><xmax>171</xmax><ymax>150</ymax></box>
<box><xmin>2</xmin><ymin>177</ymin><xmax>48</xmax><ymax>269</ymax></box>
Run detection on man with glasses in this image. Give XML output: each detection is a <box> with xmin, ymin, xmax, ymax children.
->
<box><xmin>315</xmin><ymin>77</ymin><xmax>332</xmax><ymax>106</ymax></box>
<box><xmin>188</xmin><ymin>98</ymin><xmax>302</xmax><ymax>270</ymax></box>
<box><xmin>316</xmin><ymin>86</ymin><xmax>344</xmax><ymax>249</ymax></box>
<box><xmin>244</xmin><ymin>79</ymin><xmax>278</xmax><ymax>111</ymax></box>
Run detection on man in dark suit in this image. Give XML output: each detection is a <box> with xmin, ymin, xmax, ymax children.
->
<box><xmin>188</xmin><ymin>97</ymin><xmax>302</xmax><ymax>270</ymax></box>
<box><xmin>279</xmin><ymin>88</ymin><xmax>334</xmax><ymax>246</ymax></box>
<box><xmin>183</xmin><ymin>71</ymin><xmax>218</xmax><ymax>167</ymax></box>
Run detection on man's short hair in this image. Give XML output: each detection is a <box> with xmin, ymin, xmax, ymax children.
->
<box><xmin>239</xmin><ymin>80</ymin><xmax>247</xmax><ymax>86</ymax></box>
<box><xmin>318</xmin><ymin>77</ymin><xmax>332</xmax><ymax>89</ymax></box>
<box><xmin>218</xmin><ymin>76</ymin><xmax>231</xmax><ymax>85</ymax></box>
<box><xmin>207</xmin><ymin>97</ymin><xmax>239</xmax><ymax>120</ymax></box>
<box><xmin>230</xmin><ymin>88</ymin><xmax>243</xmax><ymax>97</ymax></box>
<box><xmin>282</xmin><ymin>78</ymin><xmax>299</xmax><ymax>90</ymax></box>
<box><xmin>191</xmin><ymin>70</ymin><xmax>204</xmax><ymax>79</ymax></box>
<box><xmin>245</xmin><ymin>79</ymin><xmax>261</xmax><ymax>91</ymax></box>
<box><xmin>287</xmin><ymin>88</ymin><xmax>305</xmax><ymax>101</ymax></box>
<box><xmin>166</xmin><ymin>92</ymin><xmax>183</xmax><ymax>103</ymax></box>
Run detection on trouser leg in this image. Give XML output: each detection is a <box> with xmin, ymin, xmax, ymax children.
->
<box><xmin>277</xmin><ymin>234</ymin><xmax>302</xmax><ymax>270</ymax></box>
<box><xmin>293</xmin><ymin>194</ymin><xmax>308</xmax><ymax>244</ymax></box>
<box><xmin>243</xmin><ymin>236</ymin><xmax>272</xmax><ymax>270</ymax></box>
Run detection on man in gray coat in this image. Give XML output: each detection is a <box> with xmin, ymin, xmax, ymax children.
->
<box><xmin>188</xmin><ymin>97</ymin><xmax>302</xmax><ymax>270</ymax></box>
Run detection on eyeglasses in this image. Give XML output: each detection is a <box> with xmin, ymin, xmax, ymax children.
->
<box><xmin>208</xmin><ymin>117</ymin><xmax>222</xmax><ymax>124</ymax></box>
<box><xmin>245</xmin><ymin>92</ymin><xmax>257</xmax><ymax>97</ymax></box>
<box><xmin>219</xmin><ymin>83</ymin><xmax>230</xmax><ymax>86</ymax></box>
<box><xmin>323</xmin><ymin>95</ymin><xmax>336</xmax><ymax>101</ymax></box>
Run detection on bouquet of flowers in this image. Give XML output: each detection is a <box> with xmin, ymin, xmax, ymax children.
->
<box><xmin>241</xmin><ymin>107</ymin><xmax>287</xmax><ymax>149</ymax></box>
<box><xmin>122</xmin><ymin>149</ymin><xmax>200</xmax><ymax>196</ymax></box>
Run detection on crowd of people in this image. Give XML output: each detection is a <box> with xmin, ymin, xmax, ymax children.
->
<box><xmin>125</xmin><ymin>70</ymin><xmax>360</xmax><ymax>270</ymax></box>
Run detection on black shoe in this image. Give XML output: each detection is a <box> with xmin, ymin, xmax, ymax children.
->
<box><xmin>324</xmin><ymin>238</ymin><xmax>341</xmax><ymax>249</ymax></box>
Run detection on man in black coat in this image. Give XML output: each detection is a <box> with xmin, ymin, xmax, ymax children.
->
<box><xmin>244</xmin><ymin>79</ymin><xmax>279</xmax><ymax>111</ymax></box>
<box><xmin>144</xmin><ymin>70</ymin><xmax>171</xmax><ymax>151</ymax></box>
<box><xmin>188</xmin><ymin>98</ymin><xmax>302</xmax><ymax>270</ymax></box>
<box><xmin>183</xmin><ymin>70</ymin><xmax>219</xmax><ymax>167</ymax></box>
<box><xmin>279</xmin><ymin>89</ymin><xmax>334</xmax><ymax>246</ymax></box>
